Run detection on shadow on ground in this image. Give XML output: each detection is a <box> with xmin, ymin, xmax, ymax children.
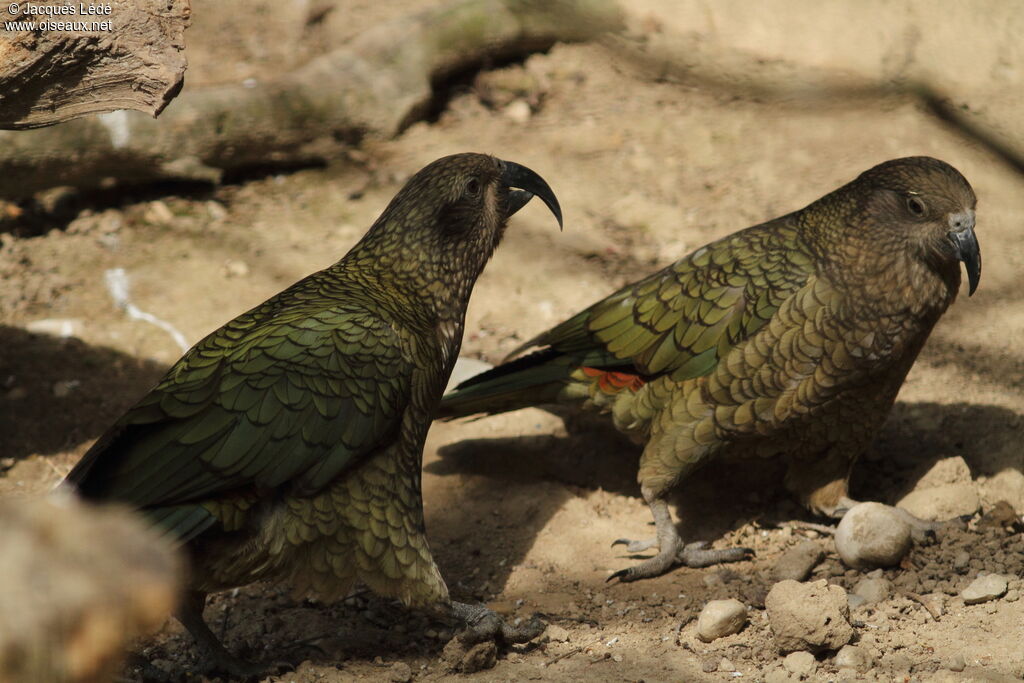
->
<box><xmin>0</xmin><ymin>324</ymin><xmax>166</xmax><ymax>462</ymax></box>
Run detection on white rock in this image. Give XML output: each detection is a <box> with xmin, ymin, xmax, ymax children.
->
<box><xmin>834</xmin><ymin>644</ymin><xmax>872</xmax><ymax>672</ymax></box>
<box><xmin>898</xmin><ymin>483</ymin><xmax>980</xmax><ymax>520</ymax></box>
<box><xmin>783</xmin><ymin>651</ymin><xmax>817</xmax><ymax>675</ymax></box>
<box><xmin>696</xmin><ymin>598</ymin><xmax>748</xmax><ymax>642</ymax></box>
<box><xmin>765</xmin><ymin>579</ymin><xmax>854</xmax><ymax>653</ymax></box>
<box><xmin>502</xmin><ymin>99</ymin><xmax>532</xmax><ymax>124</ymax></box>
<box><xmin>834</xmin><ymin>502</ymin><xmax>912</xmax><ymax>569</ymax></box>
<box><xmin>961</xmin><ymin>573</ymin><xmax>1008</xmax><ymax>604</ymax></box>
<box><xmin>25</xmin><ymin>318</ymin><xmax>81</xmax><ymax>338</ymax></box>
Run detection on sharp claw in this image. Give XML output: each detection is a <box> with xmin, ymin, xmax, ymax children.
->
<box><xmin>611</xmin><ymin>538</ymin><xmax>631</xmax><ymax>547</ymax></box>
<box><xmin>607</xmin><ymin>568</ymin><xmax>632</xmax><ymax>583</ymax></box>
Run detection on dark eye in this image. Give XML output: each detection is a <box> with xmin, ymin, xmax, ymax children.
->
<box><xmin>465</xmin><ymin>177</ymin><xmax>481</xmax><ymax>198</ymax></box>
<box><xmin>906</xmin><ymin>196</ymin><xmax>926</xmax><ymax>217</ymax></box>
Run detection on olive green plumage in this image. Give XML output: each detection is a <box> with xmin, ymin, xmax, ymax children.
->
<box><xmin>65</xmin><ymin>153</ymin><xmax>562</xmax><ymax>675</ymax></box>
<box><xmin>440</xmin><ymin>156</ymin><xmax>980</xmax><ymax>581</ymax></box>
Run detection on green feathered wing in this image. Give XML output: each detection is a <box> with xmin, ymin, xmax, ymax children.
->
<box><xmin>68</xmin><ymin>291</ymin><xmax>411</xmax><ymax>543</ymax></box>
<box><xmin>438</xmin><ymin>219</ymin><xmax>816</xmax><ymax>416</ymax></box>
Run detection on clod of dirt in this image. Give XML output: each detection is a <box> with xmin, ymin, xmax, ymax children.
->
<box><xmin>783</xmin><ymin>650</ymin><xmax>817</xmax><ymax>676</ymax></box>
<box><xmin>545</xmin><ymin>624</ymin><xmax>571</xmax><ymax>643</ymax></box>
<box><xmin>835</xmin><ymin>644</ymin><xmax>873</xmax><ymax>673</ymax></box>
<box><xmin>897</xmin><ymin>483</ymin><xmax>980</xmax><ymax>520</ymax></box>
<box><xmin>834</xmin><ymin>502</ymin><xmax>912</xmax><ymax>569</ymax></box>
<box><xmin>961</xmin><ymin>573</ymin><xmax>1009</xmax><ymax>604</ymax></box>
<box><xmin>851</xmin><ymin>576</ymin><xmax>892</xmax><ymax>605</ymax></box>
<box><xmin>441</xmin><ymin>638</ymin><xmax>497</xmax><ymax>674</ymax></box>
<box><xmin>773</xmin><ymin>540</ymin><xmax>825</xmax><ymax>582</ymax></box>
<box><xmin>765</xmin><ymin>579</ymin><xmax>854</xmax><ymax>653</ymax></box>
<box><xmin>696</xmin><ymin>598</ymin><xmax>748</xmax><ymax>642</ymax></box>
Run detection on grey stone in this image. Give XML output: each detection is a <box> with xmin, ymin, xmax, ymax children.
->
<box><xmin>852</xmin><ymin>576</ymin><xmax>891</xmax><ymax>604</ymax></box>
<box><xmin>961</xmin><ymin>573</ymin><xmax>1008</xmax><ymax>604</ymax></box>
<box><xmin>774</xmin><ymin>541</ymin><xmax>825</xmax><ymax>582</ymax></box>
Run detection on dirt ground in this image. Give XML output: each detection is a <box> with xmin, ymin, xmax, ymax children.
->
<box><xmin>2</xmin><ymin>2</ymin><xmax>1024</xmax><ymax>681</ymax></box>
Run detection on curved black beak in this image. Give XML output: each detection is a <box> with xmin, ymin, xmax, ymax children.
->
<box><xmin>947</xmin><ymin>210</ymin><xmax>980</xmax><ymax>296</ymax></box>
<box><xmin>500</xmin><ymin>160</ymin><xmax>563</xmax><ymax>230</ymax></box>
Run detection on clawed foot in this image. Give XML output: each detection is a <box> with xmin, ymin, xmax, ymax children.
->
<box><xmin>677</xmin><ymin>540</ymin><xmax>754</xmax><ymax>568</ymax></box>
<box><xmin>451</xmin><ymin>601</ymin><xmax>545</xmax><ymax>645</ymax></box>
<box><xmin>611</xmin><ymin>536</ymin><xmax>659</xmax><ymax>553</ymax></box>
<box><xmin>608</xmin><ymin>536</ymin><xmax>753</xmax><ymax>582</ymax></box>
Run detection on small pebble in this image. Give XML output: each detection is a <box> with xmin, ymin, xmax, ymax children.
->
<box><xmin>947</xmin><ymin>653</ymin><xmax>966</xmax><ymax>672</ymax></box>
<box><xmin>852</xmin><ymin>577</ymin><xmax>891</xmax><ymax>604</ymax></box>
<box><xmin>696</xmin><ymin>598</ymin><xmax>748</xmax><ymax>642</ymax></box>
<box><xmin>834</xmin><ymin>644</ymin><xmax>872</xmax><ymax>672</ymax></box>
<box><xmin>834</xmin><ymin>502</ymin><xmax>912</xmax><ymax>569</ymax></box>
<box><xmin>1006</xmin><ymin>589</ymin><xmax>1020</xmax><ymax>603</ymax></box>
<box><xmin>783</xmin><ymin>651</ymin><xmax>817</xmax><ymax>676</ymax></box>
<box><xmin>961</xmin><ymin>573</ymin><xmax>1008</xmax><ymax>604</ymax></box>
<box><xmin>719</xmin><ymin>657</ymin><xmax>737</xmax><ymax>672</ymax></box>
<box><xmin>702</xmin><ymin>658</ymin><xmax>718</xmax><ymax>673</ymax></box>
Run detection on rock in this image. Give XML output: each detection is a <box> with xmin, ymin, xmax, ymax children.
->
<box><xmin>947</xmin><ymin>653</ymin><xmax>966</xmax><ymax>672</ymax></box>
<box><xmin>961</xmin><ymin>573</ymin><xmax>1008</xmax><ymax>604</ymax></box>
<box><xmin>765</xmin><ymin>579</ymin><xmax>854</xmax><ymax>653</ymax></box>
<box><xmin>388</xmin><ymin>661</ymin><xmax>413</xmax><ymax>683</ymax></box>
<box><xmin>911</xmin><ymin>455</ymin><xmax>972</xmax><ymax>487</ymax></box>
<box><xmin>834</xmin><ymin>502</ymin><xmax>912</xmax><ymax>569</ymax></box>
<box><xmin>696</xmin><ymin>598</ymin><xmax>748</xmax><ymax>642</ymax></box>
<box><xmin>783</xmin><ymin>651</ymin><xmax>817</xmax><ymax>676</ymax></box>
<box><xmin>852</xmin><ymin>577</ymin><xmax>891</xmax><ymax>604</ymax></box>
<box><xmin>897</xmin><ymin>483</ymin><xmax>980</xmax><ymax>520</ymax></box>
<box><xmin>545</xmin><ymin>624</ymin><xmax>570</xmax><ymax>643</ymax></box>
<box><xmin>774</xmin><ymin>541</ymin><xmax>825</xmax><ymax>582</ymax></box>
<box><xmin>718</xmin><ymin>657</ymin><xmax>737</xmax><ymax>672</ymax></box>
<box><xmin>834</xmin><ymin>644</ymin><xmax>872</xmax><ymax>672</ymax></box>
<box><xmin>701</xmin><ymin>658</ymin><xmax>718</xmax><ymax>673</ymax></box>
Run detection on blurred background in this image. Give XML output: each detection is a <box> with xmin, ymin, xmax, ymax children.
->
<box><xmin>1</xmin><ymin>1</ymin><xmax>1022</xmax><ymax>681</ymax></box>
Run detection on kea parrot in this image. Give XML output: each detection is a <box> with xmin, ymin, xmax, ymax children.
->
<box><xmin>63</xmin><ymin>153</ymin><xmax>563</xmax><ymax>675</ymax></box>
<box><xmin>439</xmin><ymin>156</ymin><xmax>980</xmax><ymax>582</ymax></box>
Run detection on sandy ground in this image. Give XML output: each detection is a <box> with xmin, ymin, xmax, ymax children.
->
<box><xmin>2</xmin><ymin>2</ymin><xmax>1024</xmax><ymax>681</ymax></box>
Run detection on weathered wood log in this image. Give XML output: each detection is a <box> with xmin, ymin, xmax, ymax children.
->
<box><xmin>0</xmin><ymin>0</ymin><xmax>623</xmax><ymax>200</ymax></box>
<box><xmin>0</xmin><ymin>0</ymin><xmax>191</xmax><ymax>130</ymax></box>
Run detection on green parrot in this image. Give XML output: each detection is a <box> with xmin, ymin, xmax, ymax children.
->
<box><xmin>439</xmin><ymin>157</ymin><xmax>980</xmax><ymax>582</ymax></box>
<box><xmin>64</xmin><ymin>153</ymin><xmax>562</xmax><ymax>676</ymax></box>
